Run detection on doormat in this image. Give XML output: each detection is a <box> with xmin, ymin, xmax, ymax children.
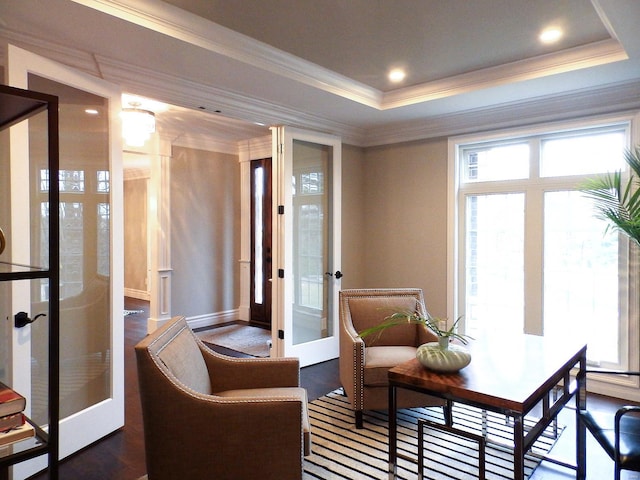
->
<box><xmin>196</xmin><ymin>324</ymin><xmax>271</xmax><ymax>357</ymax></box>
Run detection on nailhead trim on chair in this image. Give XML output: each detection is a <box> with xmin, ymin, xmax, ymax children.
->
<box><xmin>340</xmin><ymin>288</ymin><xmax>434</xmax><ymax>424</ymax></box>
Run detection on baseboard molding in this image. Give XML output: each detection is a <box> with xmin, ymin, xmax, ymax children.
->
<box><xmin>186</xmin><ymin>309</ymin><xmax>239</xmax><ymax>330</ymax></box>
<box><xmin>124</xmin><ymin>287</ymin><xmax>150</xmax><ymax>301</ymax></box>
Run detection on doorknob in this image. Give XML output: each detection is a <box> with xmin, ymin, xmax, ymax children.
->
<box><xmin>14</xmin><ymin>312</ymin><xmax>46</xmax><ymax>329</ymax></box>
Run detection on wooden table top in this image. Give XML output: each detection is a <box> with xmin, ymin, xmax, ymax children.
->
<box><xmin>388</xmin><ymin>333</ymin><xmax>586</xmax><ymax>414</ymax></box>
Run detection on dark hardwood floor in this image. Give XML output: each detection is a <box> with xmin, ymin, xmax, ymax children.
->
<box><xmin>28</xmin><ymin>298</ymin><xmax>635</xmax><ymax>479</ymax></box>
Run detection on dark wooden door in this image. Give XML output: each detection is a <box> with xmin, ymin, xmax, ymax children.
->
<box><xmin>250</xmin><ymin>158</ymin><xmax>272</xmax><ymax>327</ymax></box>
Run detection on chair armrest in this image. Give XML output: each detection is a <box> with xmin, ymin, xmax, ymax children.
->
<box><xmin>339</xmin><ymin>311</ymin><xmax>365</xmax><ymax>406</ymax></box>
<box><xmin>198</xmin><ymin>343</ymin><xmax>300</xmax><ymax>391</ymax></box>
<box><xmin>614</xmin><ymin>406</ymin><xmax>640</xmax><ymax>455</ymax></box>
<box><xmin>615</xmin><ymin>405</ymin><xmax>640</xmax><ymax>425</ymax></box>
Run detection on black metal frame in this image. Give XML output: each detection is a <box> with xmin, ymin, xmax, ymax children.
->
<box><xmin>418</xmin><ymin>417</ymin><xmax>486</xmax><ymax>480</ymax></box>
<box><xmin>0</xmin><ymin>83</ymin><xmax>59</xmax><ymax>480</ymax></box>
<box><xmin>580</xmin><ymin>369</ymin><xmax>640</xmax><ymax>480</ymax></box>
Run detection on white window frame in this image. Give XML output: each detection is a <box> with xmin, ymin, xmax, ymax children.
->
<box><xmin>447</xmin><ymin>113</ymin><xmax>640</xmax><ymax>401</ymax></box>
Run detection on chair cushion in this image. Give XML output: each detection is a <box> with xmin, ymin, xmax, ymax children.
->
<box><xmin>581</xmin><ymin>409</ymin><xmax>640</xmax><ymax>470</ymax></box>
<box><xmin>216</xmin><ymin>386</ymin><xmax>311</xmax><ymax>456</ymax></box>
<box><xmin>154</xmin><ymin>323</ymin><xmax>212</xmax><ymax>395</ymax></box>
<box><xmin>348</xmin><ymin>296</ymin><xmax>421</xmax><ymax>347</ymax></box>
<box><xmin>363</xmin><ymin>346</ymin><xmax>418</xmax><ymax>386</ymax></box>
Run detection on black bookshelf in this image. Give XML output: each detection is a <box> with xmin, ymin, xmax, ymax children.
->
<box><xmin>0</xmin><ymin>84</ymin><xmax>59</xmax><ymax>480</ymax></box>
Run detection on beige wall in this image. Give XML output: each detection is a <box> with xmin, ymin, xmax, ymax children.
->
<box><xmin>340</xmin><ymin>144</ymin><xmax>366</xmax><ymax>289</ymax></box>
<box><xmin>130</xmin><ymin>138</ymin><xmax>445</xmax><ymax>321</ymax></box>
<box><xmin>170</xmin><ymin>146</ymin><xmax>240</xmax><ymax>317</ymax></box>
<box><xmin>361</xmin><ymin>137</ymin><xmax>449</xmax><ymax>316</ymax></box>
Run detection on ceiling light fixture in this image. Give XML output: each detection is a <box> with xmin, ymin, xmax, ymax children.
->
<box><xmin>539</xmin><ymin>27</ymin><xmax>563</xmax><ymax>44</ymax></box>
<box><xmin>121</xmin><ymin>103</ymin><xmax>156</xmax><ymax>147</ymax></box>
<box><xmin>388</xmin><ymin>68</ymin><xmax>406</xmax><ymax>83</ymax></box>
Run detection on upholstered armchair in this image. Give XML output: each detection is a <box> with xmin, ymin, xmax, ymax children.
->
<box><xmin>135</xmin><ymin>316</ymin><xmax>311</xmax><ymax>480</ymax></box>
<box><xmin>339</xmin><ymin>288</ymin><xmax>448</xmax><ymax>428</ymax></box>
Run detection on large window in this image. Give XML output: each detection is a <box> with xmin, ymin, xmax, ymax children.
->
<box><xmin>453</xmin><ymin>120</ymin><xmax>633</xmax><ymax>370</ymax></box>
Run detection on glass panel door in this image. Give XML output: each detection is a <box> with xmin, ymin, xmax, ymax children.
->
<box><xmin>8</xmin><ymin>45</ymin><xmax>123</xmax><ymax>478</ymax></box>
<box><xmin>272</xmin><ymin>127</ymin><xmax>341</xmax><ymax>366</ymax></box>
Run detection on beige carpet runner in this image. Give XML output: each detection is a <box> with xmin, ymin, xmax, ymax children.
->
<box><xmin>304</xmin><ymin>389</ymin><xmax>564</xmax><ymax>480</ymax></box>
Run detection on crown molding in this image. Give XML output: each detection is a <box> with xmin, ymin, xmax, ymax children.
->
<box><xmin>0</xmin><ymin>28</ymin><xmax>101</xmax><ymax>78</ymax></box>
<box><xmin>70</xmin><ymin>0</ymin><xmax>382</xmax><ymax>108</ymax></box>
<box><xmin>381</xmin><ymin>39</ymin><xmax>628</xmax><ymax>110</ymax></box>
<box><xmin>364</xmin><ymin>79</ymin><xmax>640</xmax><ymax>147</ymax></box>
<box><xmin>2</xmin><ymin>13</ymin><xmax>636</xmax><ymax>151</ymax></box>
<box><xmin>71</xmin><ymin>1</ymin><xmax>629</xmax><ymax>114</ymax></box>
<box><xmin>169</xmin><ymin>133</ymin><xmax>239</xmax><ymax>156</ymax></box>
<box><xmin>94</xmin><ymin>54</ymin><xmax>367</xmax><ymax>145</ymax></box>
<box><xmin>237</xmin><ymin>136</ymin><xmax>272</xmax><ymax>160</ymax></box>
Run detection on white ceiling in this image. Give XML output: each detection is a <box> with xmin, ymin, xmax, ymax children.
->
<box><xmin>1</xmin><ymin>0</ymin><xmax>639</xmax><ymax>147</ymax></box>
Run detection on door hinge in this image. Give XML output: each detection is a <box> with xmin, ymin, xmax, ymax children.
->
<box><xmin>278</xmin><ymin>205</ymin><xmax>284</xmax><ymax>215</ymax></box>
<box><xmin>279</xmin><ymin>143</ymin><xmax>284</xmax><ymax>154</ymax></box>
<box><xmin>278</xmin><ymin>329</ymin><xmax>284</xmax><ymax>340</ymax></box>
<box><xmin>278</xmin><ymin>268</ymin><xmax>284</xmax><ymax>278</ymax></box>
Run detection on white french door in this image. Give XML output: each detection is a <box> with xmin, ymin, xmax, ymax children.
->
<box><xmin>7</xmin><ymin>45</ymin><xmax>124</xmax><ymax>478</ymax></box>
<box><xmin>271</xmin><ymin>127</ymin><xmax>341</xmax><ymax>367</ymax></box>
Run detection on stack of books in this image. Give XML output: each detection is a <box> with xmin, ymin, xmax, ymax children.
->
<box><xmin>0</xmin><ymin>381</ymin><xmax>35</xmax><ymax>447</ymax></box>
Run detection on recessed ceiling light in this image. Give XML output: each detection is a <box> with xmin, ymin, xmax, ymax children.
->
<box><xmin>388</xmin><ymin>68</ymin><xmax>406</xmax><ymax>83</ymax></box>
<box><xmin>539</xmin><ymin>27</ymin><xmax>563</xmax><ymax>44</ymax></box>
<box><xmin>85</xmin><ymin>108</ymin><xmax>99</xmax><ymax>115</ymax></box>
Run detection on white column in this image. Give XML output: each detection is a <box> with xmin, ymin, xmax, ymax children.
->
<box><xmin>147</xmin><ymin>135</ymin><xmax>173</xmax><ymax>333</ymax></box>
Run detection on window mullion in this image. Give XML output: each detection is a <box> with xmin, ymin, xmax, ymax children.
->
<box><xmin>524</xmin><ymin>186</ymin><xmax>544</xmax><ymax>335</ymax></box>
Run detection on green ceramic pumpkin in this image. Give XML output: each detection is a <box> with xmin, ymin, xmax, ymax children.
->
<box><xmin>416</xmin><ymin>342</ymin><xmax>471</xmax><ymax>373</ymax></box>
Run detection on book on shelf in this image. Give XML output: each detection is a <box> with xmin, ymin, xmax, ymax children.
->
<box><xmin>0</xmin><ymin>422</ymin><xmax>35</xmax><ymax>447</ymax></box>
<box><xmin>0</xmin><ymin>412</ymin><xmax>25</xmax><ymax>433</ymax></box>
<box><xmin>0</xmin><ymin>381</ymin><xmax>26</xmax><ymax>417</ymax></box>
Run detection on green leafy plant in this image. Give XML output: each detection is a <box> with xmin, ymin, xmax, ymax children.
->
<box><xmin>358</xmin><ymin>309</ymin><xmax>471</xmax><ymax>345</ymax></box>
<box><xmin>582</xmin><ymin>146</ymin><xmax>640</xmax><ymax>246</ymax></box>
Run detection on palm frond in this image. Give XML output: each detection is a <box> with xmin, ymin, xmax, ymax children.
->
<box><xmin>358</xmin><ymin>308</ymin><xmax>471</xmax><ymax>345</ymax></box>
<box><xmin>582</xmin><ymin>146</ymin><xmax>640</xmax><ymax>246</ymax></box>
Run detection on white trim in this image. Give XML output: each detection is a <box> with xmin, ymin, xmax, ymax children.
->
<box><xmin>124</xmin><ymin>287</ymin><xmax>150</xmax><ymax>301</ymax></box>
<box><xmin>185</xmin><ymin>309</ymin><xmax>239</xmax><ymax>330</ymax></box>
<box><xmin>1</xmin><ymin>23</ymin><xmax>638</xmax><ymax>149</ymax></box>
<box><xmin>71</xmin><ymin>1</ymin><xmax>627</xmax><ymax>113</ymax></box>
<box><xmin>382</xmin><ymin>40</ymin><xmax>627</xmax><ymax>110</ymax></box>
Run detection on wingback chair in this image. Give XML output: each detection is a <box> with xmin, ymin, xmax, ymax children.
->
<box><xmin>135</xmin><ymin>316</ymin><xmax>311</xmax><ymax>480</ymax></box>
<box><xmin>339</xmin><ymin>288</ymin><xmax>448</xmax><ymax>428</ymax></box>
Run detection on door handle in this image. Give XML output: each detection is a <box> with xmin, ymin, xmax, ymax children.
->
<box><xmin>14</xmin><ymin>312</ymin><xmax>46</xmax><ymax>329</ymax></box>
<box><xmin>325</xmin><ymin>271</ymin><xmax>343</xmax><ymax>279</ymax></box>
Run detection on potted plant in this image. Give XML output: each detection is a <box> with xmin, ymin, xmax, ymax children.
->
<box><xmin>582</xmin><ymin>145</ymin><xmax>640</xmax><ymax>245</ymax></box>
<box><xmin>359</xmin><ymin>309</ymin><xmax>473</xmax><ymax>373</ymax></box>
<box><xmin>359</xmin><ymin>309</ymin><xmax>469</xmax><ymax>346</ymax></box>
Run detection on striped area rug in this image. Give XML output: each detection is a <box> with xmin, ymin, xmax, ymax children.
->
<box><xmin>304</xmin><ymin>389</ymin><xmax>563</xmax><ymax>480</ymax></box>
